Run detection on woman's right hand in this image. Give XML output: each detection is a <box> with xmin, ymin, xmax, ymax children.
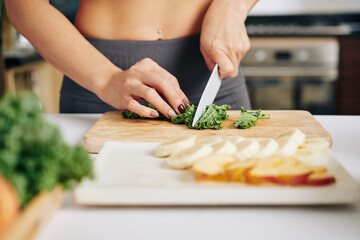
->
<box><xmin>98</xmin><ymin>58</ymin><xmax>190</xmax><ymax>119</ymax></box>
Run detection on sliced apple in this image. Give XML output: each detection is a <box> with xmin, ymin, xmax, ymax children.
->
<box><xmin>246</xmin><ymin>166</ymin><xmax>279</xmax><ymax>184</ymax></box>
<box><xmin>277</xmin><ymin>156</ymin><xmax>300</xmax><ymax>168</ymax></box>
<box><xmin>306</xmin><ymin>173</ymin><xmax>336</xmax><ymax>186</ymax></box>
<box><xmin>275</xmin><ymin>167</ymin><xmax>312</xmax><ymax>185</ymax></box>
<box><xmin>299</xmin><ymin>165</ymin><xmax>328</xmax><ymax>174</ymax></box>
<box><xmin>226</xmin><ymin>159</ymin><xmax>258</xmax><ymax>183</ymax></box>
<box><xmin>257</xmin><ymin>156</ymin><xmax>285</xmax><ymax>168</ymax></box>
<box><xmin>193</xmin><ymin>154</ymin><xmax>237</xmax><ymax>182</ymax></box>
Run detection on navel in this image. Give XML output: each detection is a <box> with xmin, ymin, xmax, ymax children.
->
<box><xmin>157</xmin><ymin>29</ymin><xmax>163</xmax><ymax>40</ymax></box>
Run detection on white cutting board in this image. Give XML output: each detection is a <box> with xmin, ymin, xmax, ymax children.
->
<box><xmin>75</xmin><ymin>142</ymin><xmax>360</xmax><ymax>206</ymax></box>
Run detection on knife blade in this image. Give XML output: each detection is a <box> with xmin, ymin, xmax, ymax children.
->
<box><xmin>192</xmin><ymin>64</ymin><xmax>222</xmax><ymax>127</ymax></box>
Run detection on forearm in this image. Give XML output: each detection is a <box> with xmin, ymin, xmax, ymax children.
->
<box><xmin>5</xmin><ymin>0</ymin><xmax>118</xmax><ymax>96</ymax></box>
<box><xmin>211</xmin><ymin>0</ymin><xmax>258</xmax><ymax>20</ymax></box>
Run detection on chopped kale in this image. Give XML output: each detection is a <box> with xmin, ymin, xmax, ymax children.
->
<box><xmin>123</xmin><ymin>103</ymin><xmax>230</xmax><ymax>130</ymax></box>
<box><xmin>121</xmin><ymin>103</ymin><xmax>170</xmax><ymax>121</ymax></box>
<box><xmin>233</xmin><ymin>106</ymin><xmax>269</xmax><ymax>129</ymax></box>
<box><xmin>191</xmin><ymin>104</ymin><xmax>230</xmax><ymax>130</ymax></box>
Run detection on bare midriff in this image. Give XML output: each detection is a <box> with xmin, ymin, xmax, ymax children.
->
<box><xmin>75</xmin><ymin>0</ymin><xmax>212</xmax><ymax>40</ymax></box>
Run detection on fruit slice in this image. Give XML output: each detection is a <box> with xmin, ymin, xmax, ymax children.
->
<box><xmin>247</xmin><ymin>165</ymin><xmax>312</xmax><ymax>185</ymax></box>
<box><xmin>246</xmin><ymin>166</ymin><xmax>279</xmax><ymax>184</ymax></box>
<box><xmin>226</xmin><ymin>159</ymin><xmax>259</xmax><ymax>182</ymax></box>
<box><xmin>195</xmin><ymin>137</ymin><xmax>223</xmax><ymax>147</ymax></box>
<box><xmin>277</xmin><ymin>128</ymin><xmax>306</xmax><ymax>145</ymax></box>
<box><xmin>275</xmin><ymin>167</ymin><xmax>312</xmax><ymax>185</ymax></box>
<box><xmin>252</xmin><ymin>138</ymin><xmax>279</xmax><ymax>158</ymax></box>
<box><xmin>166</xmin><ymin>144</ymin><xmax>213</xmax><ymax>169</ymax></box>
<box><xmin>306</xmin><ymin>173</ymin><xmax>336</xmax><ymax>186</ymax></box>
<box><xmin>155</xmin><ymin>135</ymin><xmax>197</xmax><ymax>157</ymax></box>
<box><xmin>294</xmin><ymin>148</ymin><xmax>331</xmax><ymax>165</ymax></box>
<box><xmin>257</xmin><ymin>156</ymin><xmax>285</xmax><ymax>168</ymax></box>
<box><xmin>211</xmin><ymin>140</ymin><xmax>237</xmax><ymax>154</ymax></box>
<box><xmin>234</xmin><ymin>139</ymin><xmax>260</xmax><ymax>161</ymax></box>
<box><xmin>223</xmin><ymin>136</ymin><xmax>245</xmax><ymax>144</ymax></box>
<box><xmin>277</xmin><ymin>156</ymin><xmax>299</xmax><ymax>168</ymax></box>
<box><xmin>193</xmin><ymin>154</ymin><xmax>237</xmax><ymax>181</ymax></box>
<box><xmin>299</xmin><ymin>138</ymin><xmax>330</xmax><ymax>151</ymax></box>
<box><xmin>275</xmin><ymin>136</ymin><xmax>300</xmax><ymax>157</ymax></box>
<box><xmin>299</xmin><ymin>165</ymin><xmax>327</xmax><ymax>174</ymax></box>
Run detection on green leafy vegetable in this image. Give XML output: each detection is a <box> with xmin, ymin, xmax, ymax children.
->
<box><xmin>233</xmin><ymin>106</ymin><xmax>269</xmax><ymax>129</ymax></box>
<box><xmin>121</xmin><ymin>103</ymin><xmax>170</xmax><ymax>121</ymax></box>
<box><xmin>122</xmin><ymin>103</ymin><xmax>231</xmax><ymax>130</ymax></box>
<box><xmin>0</xmin><ymin>92</ymin><xmax>94</xmax><ymax>207</ymax></box>
<box><xmin>190</xmin><ymin>104</ymin><xmax>230</xmax><ymax>130</ymax></box>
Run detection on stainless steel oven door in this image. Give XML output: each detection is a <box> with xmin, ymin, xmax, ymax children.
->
<box><xmin>245</xmin><ymin>76</ymin><xmax>336</xmax><ymax>114</ymax></box>
<box><xmin>241</xmin><ymin>38</ymin><xmax>339</xmax><ymax>114</ymax></box>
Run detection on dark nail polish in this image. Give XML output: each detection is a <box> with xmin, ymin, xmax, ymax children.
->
<box><xmin>178</xmin><ymin>104</ymin><xmax>186</xmax><ymax>114</ymax></box>
<box><xmin>182</xmin><ymin>98</ymin><xmax>190</xmax><ymax>108</ymax></box>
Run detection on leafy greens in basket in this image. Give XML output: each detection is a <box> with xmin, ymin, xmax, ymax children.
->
<box><xmin>122</xmin><ymin>103</ymin><xmax>231</xmax><ymax>130</ymax></box>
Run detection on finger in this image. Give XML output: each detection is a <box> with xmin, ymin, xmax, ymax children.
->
<box><xmin>126</xmin><ymin>99</ymin><xmax>160</xmax><ymax>118</ymax></box>
<box><xmin>141</xmin><ymin>68</ymin><xmax>187</xmax><ymax>115</ymax></box>
<box><xmin>210</xmin><ymin>49</ymin><xmax>234</xmax><ymax>79</ymax></box>
<box><xmin>180</xmin><ymin>89</ymin><xmax>191</xmax><ymax>108</ymax></box>
<box><xmin>228</xmin><ymin>49</ymin><xmax>239</xmax><ymax>78</ymax></box>
<box><xmin>134</xmin><ymin>84</ymin><xmax>178</xmax><ymax>119</ymax></box>
<box><xmin>200</xmin><ymin>45</ymin><xmax>216</xmax><ymax>72</ymax></box>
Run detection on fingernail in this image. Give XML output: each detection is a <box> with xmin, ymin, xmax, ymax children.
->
<box><xmin>150</xmin><ymin>110</ymin><xmax>159</xmax><ymax>118</ymax></box>
<box><xmin>168</xmin><ymin>110</ymin><xmax>177</xmax><ymax>118</ymax></box>
<box><xmin>178</xmin><ymin>104</ymin><xmax>186</xmax><ymax>114</ymax></box>
<box><xmin>182</xmin><ymin>98</ymin><xmax>190</xmax><ymax>108</ymax></box>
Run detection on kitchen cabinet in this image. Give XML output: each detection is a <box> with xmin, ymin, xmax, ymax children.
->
<box><xmin>4</xmin><ymin>60</ymin><xmax>63</xmax><ymax>113</ymax></box>
<box><xmin>337</xmin><ymin>37</ymin><xmax>360</xmax><ymax>115</ymax></box>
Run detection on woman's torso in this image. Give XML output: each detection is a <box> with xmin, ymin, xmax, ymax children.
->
<box><xmin>75</xmin><ymin>0</ymin><xmax>212</xmax><ymax>40</ymax></box>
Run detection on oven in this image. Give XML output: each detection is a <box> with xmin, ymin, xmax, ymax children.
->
<box><xmin>241</xmin><ymin>37</ymin><xmax>339</xmax><ymax>114</ymax></box>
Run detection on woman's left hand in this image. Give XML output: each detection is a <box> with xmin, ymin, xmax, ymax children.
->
<box><xmin>200</xmin><ymin>0</ymin><xmax>257</xmax><ymax>79</ymax></box>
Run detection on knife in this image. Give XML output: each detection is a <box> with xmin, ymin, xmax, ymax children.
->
<box><xmin>192</xmin><ymin>64</ymin><xmax>222</xmax><ymax>127</ymax></box>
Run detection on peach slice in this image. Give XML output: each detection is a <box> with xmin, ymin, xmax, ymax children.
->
<box><xmin>277</xmin><ymin>157</ymin><xmax>300</xmax><ymax>168</ymax></box>
<box><xmin>193</xmin><ymin>154</ymin><xmax>237</xmax><ymax>182</ymax></box>
<box><xmin>275</xmin><ymin>167</ymin><xmax>313</xmax><ymax>185</ymax></box>
<box><xmin>257</xmin><ymin>156</ymin><xmax>285</xmax><ymax>168</ymax></box>
<box><xmin>246</xmin><ymin>166</ymin><xmax>280</xmax><ymax>184</ymax></box>
<box><xmin>306</xmin><ymin>173</ymin><xmax>336</xmax><ymax>186</ymax></box>
<box><xmin>226</xmin><ymin>159</ymin><xmax>258</xmax><ymax>183</ymax></box>
<box><xmin>299</xmin><ymin>165</ymin><xmax>328</xmax><ymax>174</ymax></box>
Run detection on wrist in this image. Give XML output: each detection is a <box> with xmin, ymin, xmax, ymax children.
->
<box><xmin>92</xmin><ymin>66</ymin><xmax>122</xmax><ymax>101</ymax></box>
<box><xmin>212</xmin><ymin>0</ymin><xmax>257</xmax><ymax>21</ymax></box>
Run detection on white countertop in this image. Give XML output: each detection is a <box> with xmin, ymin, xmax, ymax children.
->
<box><xmin>37</xmin><ymin>114</ymin><xmax>360</xmax><ymax>240</ymax></box>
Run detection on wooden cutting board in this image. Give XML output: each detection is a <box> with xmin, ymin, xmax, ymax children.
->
<box><xmin>83</xmin><ymin>110</ymin><xmax>332</xmax><ymax>153</ymax></box>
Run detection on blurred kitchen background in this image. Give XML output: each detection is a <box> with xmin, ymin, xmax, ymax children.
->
<box><xmin>0</xmin><ymin>0</ymin><xmax>359</xmax><ymax>114</ymax></box>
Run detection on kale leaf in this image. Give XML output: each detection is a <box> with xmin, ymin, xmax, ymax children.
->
<box><xmin>122</xmin><ymin>103</ymin><xmax>170</xmax><ymax>121</ymax></box>
<box><xmin>191</xmin><ymin>104</ymin><xmax>230</xmax><ymax>130</ymax></box>
<box><xmin>233</xmin><ymin>106</ymin><xmax>266</xmax><ymax>129</ymax></box>
<box><xmin>123</xmin><ymin>103</ymin><xmax>230</xmax><ymax>130</ymax></box>
<box><xmin>0</xmin><ymin>92</ymin><xmax>94</xmax><ymax>207</ymax></box>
